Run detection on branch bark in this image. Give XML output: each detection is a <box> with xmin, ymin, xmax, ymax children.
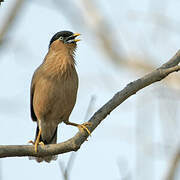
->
<box><xmin>1</xmin><ymin>50</ymin><xmax>180</xmax><ymax>159</ymax></box>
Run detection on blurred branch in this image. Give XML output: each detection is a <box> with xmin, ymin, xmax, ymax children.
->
<box><xmin>166</xmin><ymin>147</ymin><xmax>180</xmax><ymax>180</ymax></box>
<box><xmin>51</xmin><ymin>0</ymin><xmax>155</xmax><ymax>72</ymax></box>
<box><xmin>50</xmin><ymin>0</ymin><xmax>180</xmax><ymax>91</ymax></box>
<box><xmin>58</xmin><ymin>153</ymin><xmax>76</xmax><ymax>180</ymax></box>
<box><xmin>78</xmin><ymin>0</ymin><xmax>180</xmax><ymax>89</ymax></box>
<box><xmin>0</xmin><ymin>0</ymin><xmax>4</xmax><ymax>5</ymax></box>
<box><xmin>118</xmin><ymin>158</ymin><xmax>132</xmax><ymax>180</ymax></box>
<box><xmin>58</xmin><ymin>95</ymin><xmax>96</xmax><ymax>180</ymax></box>
<box><xmin>0</xmin><ymin>0</ymin><xmax>24</xmax><ymax>45</ymax></box>
<box><xmin>80</xmin><ymin>0</ymin><xmax>126</xmax><ymax>62</ymax></box>
<box><xmin>83</xmin><ymin>95</ymin><xmax>96</xmax><ymax>122</ymax></box>
<box><xmin>0</xmin><ymin>50</ymin><xmax>180</xmax><ymax>158</ymax></box>
<box><xmin>79</xmin><ymin>0</ymin><xmax>156</xmax><ymax>72</ymax></box>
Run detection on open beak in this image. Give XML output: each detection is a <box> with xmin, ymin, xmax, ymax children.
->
<box><xmin>72</xmin><ymin>33</ymin><xmax>81</xmax><ymax>42</ymax></box>
<box><xmin>65</xmin><ymin>33</ymin><xmax>81</xmax><ymax>43</ymax></box>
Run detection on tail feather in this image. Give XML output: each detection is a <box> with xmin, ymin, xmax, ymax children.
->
<box><xmin>29</xmin><ymin>126</ymin><xmax>58</xmax><ymax>163</ymax></box>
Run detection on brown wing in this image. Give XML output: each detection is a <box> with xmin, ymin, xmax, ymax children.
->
<box><xmin>30</xmin><ymin>70</ymin><xmax>38</xmax><ymax>122</ymax></box>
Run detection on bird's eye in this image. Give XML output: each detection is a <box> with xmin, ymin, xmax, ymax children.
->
<box><xmin>59</xmin><ymin>36</ymin><xmax>63</xmax><ymax>41</ymax></box>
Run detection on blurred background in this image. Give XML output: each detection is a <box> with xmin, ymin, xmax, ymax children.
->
<box><xmin>0</xmin><ymin>0</ymin><xmax>180</xmax><ymax>179</ymax></box>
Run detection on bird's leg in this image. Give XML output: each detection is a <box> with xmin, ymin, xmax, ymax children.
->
<box><xmin>64</xmin><ymin>121</ymin><xmax>92</xmax><ymax>136</ymax></box>
<box><xmin>34</xmin><ymin>128</ymin><xmax>42</xmax><ymax>153</ymax></box>
<box><xmin>28</xmin><ymin>129</ymin><xmax>44</xmax><ymax>153</ymax></box>
<box><xmin>28</xmin><ymin>120</ymin><xmax>45</xmax><ymax>153</ymax></box>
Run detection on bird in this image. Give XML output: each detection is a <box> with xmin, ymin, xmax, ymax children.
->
<box><xmin>29</xmin><ymin>30</ymin><xmax>91</xmax><ymax>163</ymax></box>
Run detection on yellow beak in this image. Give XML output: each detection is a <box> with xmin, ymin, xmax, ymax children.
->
<box><xmin>73</xmin><ymin>33</ymin><xmax>81</xmax><ymax>42</ymax></box>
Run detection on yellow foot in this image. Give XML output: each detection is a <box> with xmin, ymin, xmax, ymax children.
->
<box><xmin>28</xmin><ymin>128</ymin><xmax>43</xmax><ymax>153</ymax></box>
<box><xmin>35</xmin><ymin>141</ymin><xmax>45</xmax><ymax>153</ymax></box>
<box><xmin>77</xmin><ymin>122</ymin><xmax>92</xmax><ymax>136</ymax></box>
<box><xmin>28</xmin><ymin>140</ymin><xmax>44</xmax><ymax>153</ymax></box>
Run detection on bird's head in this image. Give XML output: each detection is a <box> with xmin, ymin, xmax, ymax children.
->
<box><xmin>49</xmin><ymin>31</ymin><xmax>81</xmax><ymax>53</ymax></box>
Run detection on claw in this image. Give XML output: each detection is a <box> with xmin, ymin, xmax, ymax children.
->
<box><xmin>64</xmin><ymin>121</ymin><xmax>92</xmax><ymax>136</ymax></box>
<box><xmin>28</xmin><ymin>140</ymin><xmax>35</xmax><ymax>145</ymax></box>
<box><xmin>77</xmin><ymin>123</ymin><xmax>91</xmax><ymax>136</ymax></box>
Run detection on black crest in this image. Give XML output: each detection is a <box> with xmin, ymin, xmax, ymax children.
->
<box><xmin>49</xmin><ymin>31</ymin><xmax>73</xmax><ymax>47</ymax></box>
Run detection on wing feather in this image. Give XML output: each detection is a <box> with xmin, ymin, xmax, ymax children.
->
<box><xmin>30</xmin><ymin>72</ymin><xmax>37</xmax><ymax>121</ymax></box>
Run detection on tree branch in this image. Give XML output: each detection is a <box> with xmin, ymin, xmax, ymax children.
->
<box><xmin>166</xmin><ymin>147</ymin><xmax>180</xmax><ymax>180</ymax></box>
<box><xmin>1</xmin><ymin>50</ymin><xmax>180</xmax><ymax>159</ymax></box>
